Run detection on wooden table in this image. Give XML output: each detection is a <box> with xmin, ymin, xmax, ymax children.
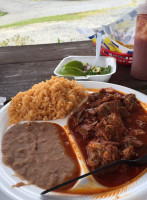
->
<box><xmin>0</xmin><ymin>40</ymin><xmax>147</xmax><ymax>100</ymax></box>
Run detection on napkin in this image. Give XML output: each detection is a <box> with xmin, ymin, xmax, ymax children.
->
<box><xmin>76</xmin><ymin>9</ymin><xmax>137</xmax><ymax>54</ymax></box>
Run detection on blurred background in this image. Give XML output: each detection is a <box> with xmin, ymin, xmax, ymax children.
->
<box><xmin>0</xmin><ymin>0</ymin><xmax>144</xmax><ymax>46</ymax></box>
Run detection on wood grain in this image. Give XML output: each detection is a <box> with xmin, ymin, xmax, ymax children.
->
<box><xmin>0</xmin><ymin>41</ymin><xmax>146</xmax><ymax>100</ymax></box>
<box><xmin>0</xmin><ymin>60</ymin><xmax>60</xmax><ymax>99</ymax></box>
<box><xmin>0</xmin><ymin>41</ymin><xmax>95</xmax><ymax>64</ymax></box>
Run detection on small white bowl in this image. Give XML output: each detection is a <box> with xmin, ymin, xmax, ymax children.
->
<box><xmin>54</xmin><ymin>56</ymin><xmax>116</xmax><ymax>82</ymax></box>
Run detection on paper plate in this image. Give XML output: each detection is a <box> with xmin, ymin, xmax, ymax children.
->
<box><xmin>0</xmin><ymin>81</ymin><xmax>147</xmax><ymax>200</ymax></box>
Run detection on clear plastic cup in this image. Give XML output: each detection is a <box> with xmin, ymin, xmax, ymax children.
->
<box><xmin>131</xmin><ymin>3</ymin><xmax>147</xmax><ymax>80</ymax></box>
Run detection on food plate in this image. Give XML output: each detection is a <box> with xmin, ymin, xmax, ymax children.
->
<box><xmin>0</xmin><ymin>81</ymin><xmax>147</xmax><ymax>200</ymax></box>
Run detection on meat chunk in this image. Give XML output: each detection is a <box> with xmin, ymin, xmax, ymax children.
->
<box><xmin>87</xmin><ymin>139</ymin><xmax>120</xmax><ymax>170</ymax></box>
<box><xmin>86</xmin><ymin>94</ymin><xmax>114</xmax><ymax>109</ymax></box>
<box><xmin>99</xmin><ymin>88</ymin><xmax>117</xmax><ymax>94</ymax></box>
<box><xmin>70</xmin><ymin>90</ymin><xmax>130</xmax><ymax>129</ymax></box>
<box><xmin>87</xmin><ymin>91</ymin><xmax>106</xmax><ymax>102</ymax></box>
<box><xmin>95</xmin><ymin>113</ymin><xmax>125</xmax><ymax>141</ymax></box>
<box><xmin>87</xmin><ymin>88</ymin><xmax>121</xmax><ymax>104</ymax></box>
<box><xmin>135</xmin><ymin>120</ymin><xmax>147</xmax><ymax>130</ymax></box>
<box><xmin>69</xmin><ymin>106</ymin><xmax>86</xmax><ymax>127</ymax></box>
<box><xmin>123</xmin><ymin>135</ymin><xmax>143</xmax><ymax>148</ymax></box>
<box><xmin>129</xmin><ymin>129</ymin><xmax>145</xmax><ymax>135</ymax></box>
<box><xmin>123</xmin><ymin>94</ymin><xmax>141</xmax><ymax>112</ymax></box>
<box><xmin>88</xmin><ymin>100</ymin><xmax>129</xmax><ymax>119</ymax></box>
<box><xmin>75</xmin><ymin>123</ymin><xmax>95</xmax><ymax>138</ymax></box>
<box><xmin>123</xmin><ymin>146</ymin><xmax>136</xmax><ymax>160</ymax></box>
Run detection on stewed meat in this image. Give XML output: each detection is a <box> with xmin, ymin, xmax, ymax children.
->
<box><xmin>129</xmin><ymin>129</ymin><xmax>145</xmax><ymax>135</ymax></box>
<box><xmin>70</xmin><ymin>107</ymin><xmax>86</xmax><ymax>126</ymax></box>
<box><xmin>135</xmin><ymin>120</ymin><xmax>147</xmax><ymax>130</ymax></box>
<box><xmin>123</xmin><ymin>135</ymin><xmax>143</xmax><ymax>148</ymax></box>
<box><xmin>75</xmin><ymin>123</ymin><xmax>95</xmax><ymax>138</ymax></box>
<box><xmin>87</xmin><ymin>139</ymin><xmax>120</xmax><ymax>170</ymax></box>
<box><xmin>88</xmin><ymin>100</ymin><xmax>129</xmax><ymax>119</ymax></box>
<box><xmin>122</xmin><ymin>146</ymin><xmax>136</xmax><ymax>160</ymax></box>
<box><xmin>86</xmin><ymin>88</ymin><xmax>122</xmax><ymax>109</ymax></box>
<box><xmin>68</xmin><ymin>88</ymin><xmax>145</xmax><ymax>176</ymax></box>
<box><xmin>95</xmin><ymin>113</ymin><xmax>126</xmax><ymax>141</ymax></box>
<box><xmin>123</xmin><ymin>94</ymin><xmax>141</xmax><ymax>112</ymax></box>
<box><xmin>100</xmin><ymin>88</ymin><xmax>116</xmax><ymax>94</ymax></box>
<box><xmin>87</xmin><ymin>94</ymin><xmax>114</xmax><ymax>109</ymax></box>
<box><xmin>87</xmin><ymin>91</ymin><xmax>107</xmax><ymax>102</ymax></box>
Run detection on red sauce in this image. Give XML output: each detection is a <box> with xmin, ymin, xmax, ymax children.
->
<box><xmin>68</xmin><ymin>90</ymin><xmax>147</xmax><ymax>188</ymax></box>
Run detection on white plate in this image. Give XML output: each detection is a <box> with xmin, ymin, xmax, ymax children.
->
<box><xmin>0</xmin><ymin>81</ymin><xmax>147</xmax><ymax>200</ymax></box>
<box><xmin>54</xmin><ymin>56</ymin><xmax>116</xmax><ymax>82</ymax></box>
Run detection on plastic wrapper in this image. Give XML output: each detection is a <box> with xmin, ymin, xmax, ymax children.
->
<box><xmin>76</xmin><ymin>9</ymin><xmax>137</xmax><ymax>54</ymax></box>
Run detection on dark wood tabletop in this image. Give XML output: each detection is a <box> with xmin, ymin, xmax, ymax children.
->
<box><xmin>0</xmin><ymin>40</ymin><xmax>147</xmax><ymax>100</ymax></box>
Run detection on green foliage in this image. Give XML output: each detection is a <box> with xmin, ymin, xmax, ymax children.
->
<box><xmin>0</xmin><ymin>35</ymin><xmax>34</xmax><ymax>46</ymax></box>
<box><xmin>100</xmin><ymin>65</ymin><xmax>111</xmax><ymax>75</ymax></box>
<box><xmin>0</xmin><ymin>1</ymin><xmax>137</xmax><ymax>29</ymax></box>
<box><xmin>0</xmin><ymin>11</ymin><xmax>7</xmax><ymax>17</ymax></box>
<box><xmin>57</xmin><ymin>38</ymin><xmax>61</xmax><ymax>43</ymax></box>
<box><xmin>0</xmin><ymin>8</ymin><xmax>111</xmax><ymax>29</ymax></box>
<box><xmin>57</xmin><ymin>38</ymin><xmax>65</xmax><ymax>43</ymax></box>
<box><xmin>86</xmin><ymin>65</ymin><xmax>111</xmax><ymax>75</ymax></box>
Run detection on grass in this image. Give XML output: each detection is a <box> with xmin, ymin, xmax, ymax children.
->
<box><xmin>0</xmin><ymin>11</ymin><xmax>7</xmax><ymax>17</ymax></box>
<box><xmin>0</xmin><ymin>7</ymin><xmax>115</xmax><ymax>29</ymax></box>
<box><xmin>0</xmin><ymin>0</ymin><xmax>138</xmax><ymax>29</ymax></box>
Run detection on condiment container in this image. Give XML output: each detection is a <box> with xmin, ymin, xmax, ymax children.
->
<box><xmin>131</xmin><ymin>2</ymin><xmax>147</xmax><ymax>80</ymax></box>
<box><xmin>54</xmin><ymin>56</ymin><xmax>116</xmax><ymax>82</ymax></box>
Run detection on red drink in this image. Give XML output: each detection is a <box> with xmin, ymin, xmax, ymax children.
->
<box><xmin>131</xmin><ymin>6</ymin><xmax>147</xmax><ymax>80</ymax></box>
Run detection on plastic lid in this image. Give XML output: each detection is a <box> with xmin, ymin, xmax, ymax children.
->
<box><xmin>138</xmin><ymin>1</ymin><xmax>147</xmax><ymax>14</ymax></box>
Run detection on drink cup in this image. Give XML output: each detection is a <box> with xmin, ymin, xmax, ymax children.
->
<box><xmin>131</xmin><ymin>2</ymin><xmax>147</xmax><ymax>80</ymax></box>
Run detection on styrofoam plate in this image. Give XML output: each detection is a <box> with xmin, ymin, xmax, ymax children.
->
<box><xmin>0</xmin><ymin>81</ymin><xmax>147</xmax><ymax>200</ymax></box>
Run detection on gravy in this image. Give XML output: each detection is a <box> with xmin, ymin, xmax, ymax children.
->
<box><xmin>68</xmin><ymin>89</ymin><xmax>147</xmax><ymax>187</ymax></box>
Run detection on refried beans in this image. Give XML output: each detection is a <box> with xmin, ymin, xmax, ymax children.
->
<box><xmin>2</xmin><ymin>122</ymin><xmax>80</xmax><ymax>189</ymax></box>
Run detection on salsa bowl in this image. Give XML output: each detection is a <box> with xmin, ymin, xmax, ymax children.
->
<box><xmin>54</xmin><ymin>56</ymin><xmax>116</xmax><ymax>82</ymax></box>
